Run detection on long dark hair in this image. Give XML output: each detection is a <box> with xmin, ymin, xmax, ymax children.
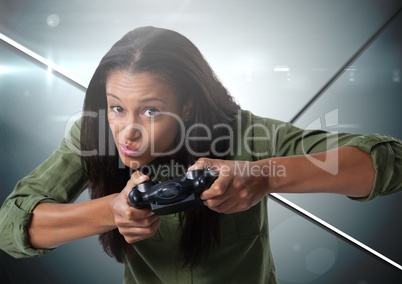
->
<box><xmin>81</xmin><ymin>26</ymin><xmax>240</xmax><ymax>268</ymax></box>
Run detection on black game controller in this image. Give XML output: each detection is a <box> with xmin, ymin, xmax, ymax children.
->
<box><xmin>128</xmin><ymin>168</ymin><xmax>219</xmax><ymax>215</ymax></box>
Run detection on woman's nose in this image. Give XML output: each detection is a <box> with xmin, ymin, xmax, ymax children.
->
<box><xmin>124</xmin><ymin>121</ymin><xmax>142</xmax><ymax>142</ymax></box>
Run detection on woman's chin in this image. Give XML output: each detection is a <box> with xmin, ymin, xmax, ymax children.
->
<box><xmin>119</xmin><ymin>154</ymin><xmax>152</xmax><ymax>169</ymax></box>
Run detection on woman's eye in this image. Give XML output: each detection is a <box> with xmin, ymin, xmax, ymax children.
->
<box><xmin>110</xmin><ymin>106</ymin><xmax>124</xmax><ymax>113</ymax></box>
<box><xmin>143</xmin><ymin>107</ymin><xmax>160</xmax><ymax>117</ymax></box>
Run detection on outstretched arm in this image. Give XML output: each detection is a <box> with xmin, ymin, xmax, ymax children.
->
<box><xmin>0</xmin><ymin>120</ymin><xmax>159</xmax><ymax>257</ymax></box>
<box><xmin>28</xmin><ymin>171</ymin><xmax>160</xmax><ymax>250</ymax></box>
<box><xmin>267</xmin><ymin>146</ymin><xmax>374</xmax><ymax>197</ymax></box>
<box><xmin>189</xmin><ymin>146</ymin><xmax>375</xmax><ymax>214</ymax></box>
<box><xmin>28</xmin><ymin>195</ymin><xmax>117</xmax><ymax>249</ymax></box>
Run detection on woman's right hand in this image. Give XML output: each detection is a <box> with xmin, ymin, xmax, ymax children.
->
<box><xmin>110</xmin><ymin>171</ymin><xmax>161</xmax><ymax>243</ymax></box>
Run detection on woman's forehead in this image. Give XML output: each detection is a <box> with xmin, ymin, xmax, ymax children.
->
<box><xmin>106</xmin><ymin>71</ymin><xmax>179</xmax><ymax>102</ymax></box>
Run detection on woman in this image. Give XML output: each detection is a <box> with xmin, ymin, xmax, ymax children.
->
<box><xmin>1</xmin><ymin>26</ymin><xmax>401</xmax><ymax>283</ymax></box>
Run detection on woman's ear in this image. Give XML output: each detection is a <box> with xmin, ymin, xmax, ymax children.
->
<box><xmin>182</xmin><ymin>100</ymin><xmax>193</xmax><ymax>122</ymax></box>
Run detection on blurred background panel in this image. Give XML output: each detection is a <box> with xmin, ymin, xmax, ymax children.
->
<box><xmin>283</xmin><ymin>4</ymin><xmax>402</xmax><ymax>273</ymax></box>
<box><xmin>1</xmin><ymin>0</ymin><xmax>401</xmax><ymax>283</ymax></box>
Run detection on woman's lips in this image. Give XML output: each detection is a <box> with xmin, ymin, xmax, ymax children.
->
<box><xmin>119</xmin><ymin>144</ymin><xmax>140</xmax><ymax>157</ymax></box>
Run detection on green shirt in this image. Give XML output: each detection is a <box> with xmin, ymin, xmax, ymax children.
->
<box><xmin>1</xmin><ymin>110</ymin><xmax>402</xmax><ymax>283</ymax></box>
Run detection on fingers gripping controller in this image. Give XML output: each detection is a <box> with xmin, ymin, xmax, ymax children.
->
<box><xmin>128</xmin><ymin>169</ymin><xmax>219</xmax><ymax>215</ymax></box>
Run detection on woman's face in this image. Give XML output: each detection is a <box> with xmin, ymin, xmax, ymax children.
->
<box><xmin>106</xmin><ymin>71</ymin><xmax>190</xmax><ymax>168</ymax></box>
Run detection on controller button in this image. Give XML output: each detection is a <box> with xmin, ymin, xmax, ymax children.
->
<box><xmin>157</xmin><ymin>182</ymin><xmax>181</xmax><ymax>199</ymax></box>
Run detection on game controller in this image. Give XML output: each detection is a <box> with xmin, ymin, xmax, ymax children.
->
<box><xmin>128</xmin><ymin>168</ymin><xmax>219</xmax><ymax>215</ymax></box>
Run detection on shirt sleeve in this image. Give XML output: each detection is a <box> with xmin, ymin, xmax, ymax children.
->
<box><xmin>250</xmin><ymin>112</ymin><xmax>402</xmax><ymax>202</ymax></box>
<box><xmin>0</xmin><ymin>119</ymin><xmax>88</xmax><ymax>258</ymax></box>
<box><xmin>343</xmin><ymin>134</ymin><xmax>402</xmax><ymax>201</ymax></box>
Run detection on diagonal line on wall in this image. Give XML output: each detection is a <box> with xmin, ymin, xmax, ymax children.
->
<box><xmin>269</xmin><ymin>193</ymin><xmax>402</xmax><ymax>270</ymax></box>
<box><xmin>0</xmin><ymin>32</ymin><xmax>88</xmax><ymax>92</ymax></box>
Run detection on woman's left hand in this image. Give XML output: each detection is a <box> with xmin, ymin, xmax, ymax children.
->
<box><xmin>188</xmin><ymin>158</ymin><xmax>270</xmax><ymax>214</ymax></box>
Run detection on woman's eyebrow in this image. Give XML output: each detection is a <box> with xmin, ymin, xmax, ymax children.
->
<box><xmin>106</xmin><ymin>93</ymin><xmax>122</xmax><ymax>101</ymax></box>
<box><xmin>106</xmin><ymin>93</ymin><xmax>167</xmax><ymax>104</ymax></box>
<box><xmin>139</xmin><ymin>97</ymin><xmax>166</xmax><ymax>104</ymax></box>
